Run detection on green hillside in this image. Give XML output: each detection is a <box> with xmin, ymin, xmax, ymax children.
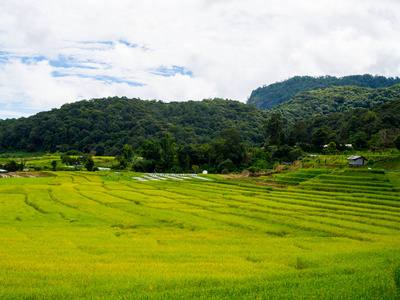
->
<box><xmin>273</xmin><ymin>84</ymin><xmax>400</xmax><ymax>125</ymax></box>
<box><xmin>1</xmin><ymin>81</ymin><xmax>400</xmax><ymax>172</ymax></box>
<box><xmin>248</xmin><ymin>74</ymin><xmax>400</xmax><ymax>110</ymax></box>
<box><xmin>284</xmin><ymin>97</ymin><xmax>400</xmax><ymax>150</ymax></box>
<box><xmin>0</xmin><ymin>98</ymin><xmax>267</xmax><ymax>154</ymax></box>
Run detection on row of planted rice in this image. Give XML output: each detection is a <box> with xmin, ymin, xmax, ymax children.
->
<box><xmin>265</xmin><ymin>169</ymin><xmax>330</xmax><ymax>186</ymax></box>
<box><xmin>1</xmin><ymin>170</ymin><xmax>400</xmax><ymax>299</ymax></box>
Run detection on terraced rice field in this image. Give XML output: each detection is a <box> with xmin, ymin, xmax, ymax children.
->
<box><xmin>0</xmin><ymin>170</ymin><xmax>400</xmax><ymax>299</ymax></box>
<box><xmin>265</xmin><ymin>169</ymin><xmax>330</xmax><ymax>186</ymax></box>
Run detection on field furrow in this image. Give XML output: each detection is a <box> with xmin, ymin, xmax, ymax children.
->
<box><xmin>1</xmin><ymin>170</ymin><xmax>400</xmax><ymax>299</ymax></box>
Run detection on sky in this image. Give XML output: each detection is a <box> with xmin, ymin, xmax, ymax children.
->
<box><xmin>1</xmin><ymin>0</ymin><xmax>400</xmax><ymax>119</ymax></box>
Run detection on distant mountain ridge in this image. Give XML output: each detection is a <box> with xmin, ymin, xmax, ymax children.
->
<box><xmin>271</xmin><ymin>84</ymin><xmax>400</xmax><ymax>126</ymax></box>
<box><xmin>247</xmin><ymin>74</ymin><xmax>400</xmax><ymax>110</ymax></box>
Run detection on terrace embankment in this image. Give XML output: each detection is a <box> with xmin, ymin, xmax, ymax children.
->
<box><xmin>0</xmin><ymin>170</ymin><xmax>399</xmax><ymax>299</ymax></box>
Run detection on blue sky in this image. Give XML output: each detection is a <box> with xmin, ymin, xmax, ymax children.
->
<box><xmin>1</xmin><ymin>0</ymin><xmax>400</xmax><ymax>119</ymax></box>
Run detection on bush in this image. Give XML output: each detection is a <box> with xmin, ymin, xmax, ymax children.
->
<box><xmin>247</xmin><ymin>166</ymin><xmax>260</xmax><ymax>176</ymax></box>
<box><xmin>4</xmin><ymin>160</ymin><xmax>21</xmax><ymax>172</ymax></box>
<box><xmin>84</xmin><ymin>156</ymin><xmax>95</xmax><ymax>171</ymax></box>
<box><xmin>192</xmin><ymin>165</ymin><xmax>200</xmax><ymax>174</ymax></box>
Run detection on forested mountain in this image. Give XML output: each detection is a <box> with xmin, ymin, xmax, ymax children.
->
<box><xmin>248</xmin><ymin>74</ymin><xmax>400</xmax><ymax>110</ymax></box>
<box><xmin>286</xmin><ymin>97</ymin><xmax>400</xmax><ymax>150</ymax></box>
<box><xmin>1</xmin><ymin>85</ymin><xmax>400</xmax><ymax>173</ymax></box>
<box><xmin>272</xmin><ymin>84</ymin><xmax>400</xmax><ymax>126</ymax></box>
<box><xmin>0</xmin><ymin>97</ymin><xmax>267</xmax><ymax>154</ymax></box>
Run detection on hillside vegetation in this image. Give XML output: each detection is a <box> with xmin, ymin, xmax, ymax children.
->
<box><xmin>285</xmin><ymin>97</ymin><xmax>400</xmax><ymax>150</ymax></box>
<box><xmin>1</xmin><ymin>79</ymin><xmax>400</xmax><ymax>173</ymax></box>
<box><xmin>248</xmin><ymin>74</ymin><xmax>400</xmax><ymax>109</ymax></box>
<box><xmin>1</xmin><ymin>170</ymin><xmax>399</xmax><ymax>299</ymax></box>
<box><xmin>0</xmin><ymin>98</ymin><xmax>267</xmax><ymax>154</ymax></box>
<box><xmin>274</xmin><ymin>84</ymin><xmax>400</xmax><ymax>125</ymax></box>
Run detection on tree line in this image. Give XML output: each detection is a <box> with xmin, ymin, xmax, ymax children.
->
<box><xmin>248</xmin><ymin>74</ymin><xmax>400</xmax><ymax>109</ymax></box>
<box><xmin>1</xmin><ymin>86</ymin><xmax>400</xmax><ymax>173</ymax></box>
<box><xmin>0</xmin><ymin>97</ymin><xmax>267</xmax><ymax>155</ymax></box>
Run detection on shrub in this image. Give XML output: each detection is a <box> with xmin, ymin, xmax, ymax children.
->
<box><xmin>84</xmin><ymin>157</ymin><xmax>95</xmax><ymax>171</ymax></box>
<box><xmin>4</xmin><ymin>160</ymin><xmax>20</xmax><ymax>172</ymax></box>
<box><xmin>192</xmin><ymin>165</ymin><xmax>200</xmax><ymax>174</ymax></box>
<box><xmin>247</xmin><ymin>166</ymin><xmax>260</xmax><ymax>176</ymax></box>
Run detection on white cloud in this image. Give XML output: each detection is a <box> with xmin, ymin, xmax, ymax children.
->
<box><xmin>0</xmin><ymin>0</ymin><xmax>400</xmax><ymax>118</ymax></box>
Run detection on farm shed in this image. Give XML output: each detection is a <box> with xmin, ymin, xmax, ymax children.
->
<box><xmin>347</xmin><ymin>155</ymin><xmax>367</xmax><ymax>166</ymax></box>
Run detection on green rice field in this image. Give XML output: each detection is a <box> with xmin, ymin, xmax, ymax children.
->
<box><xmin>1</xmin><ymin>170</ymin><xmax>400</xmax><ymax>299</ymax></box>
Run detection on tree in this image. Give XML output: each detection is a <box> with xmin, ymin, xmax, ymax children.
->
<box><xmin>326</xmin><ymin>142</ymin><xmax>337</xmax><ymax>154</ymax></box>
<box><xmin>217</xmin><ymin>159</ymin><xmax>234</xmax><ymax>173</ymax></box>
<box><xmin>264</xmin><ymin>112</ymin><xmax>284</xmax><ymax>146</ymax></box>
<box><xmin>141</xmin><ymin>140</ymin><xmax>161</xmax><ymax>161</ymax></box>
<box><xmin>121</xmin><ymin>144</ymin><xmax>134</xmax><ymax>160</ymax></box>
<box><xmin>118</xmin><ymin>158</ymin><xmax>129</xmax><ymax>170</ymax></box>
<box><xmin>192</xmin><ymin>165</ymin><xmax>200</xmax><ymax>174</ymax></box>
<box><xmin>394</xmin><ymin>134</ymin><xmax>400</xmax><ymax>150</ymax></box>
<box><xmin>288</xmin><ymin>148</ymin><xmax>302</xmax><ymax>162</ymax></box>
<box><xmin>178</xmin><ymin>144</ymin><xmax>197</xmax><ymax>172</ymax></box>
<box><xmin>292</xmin><ymin>120</ymin><xmax>307</xmax><ymax>142</ymax></box>
<box><xmin>4</xmin><ymin>160</ymin><xmax>20</xmax><ymax>172</ymax></box>
<box><xmin>353</xmin><ymin>131</ymin><xmax>368</xmax><ymax>149</ymax></box>
<box><xmin>312</xmin><ymin>128</ymin><xmax>328</xmax><ymax>150</ymax></box>
<box><xmin>61</xmin><ymin>155</ymin><xmax>74</xmax><ymax>165</ymax></box>
<box><xmin>159</xmin><ymin>133</ymin><xmax>176</xmax><ymax>170</ymax></box>
<box><xmin>84</xmin><ymin>156</ymin><xmax>95</xmax><ymax>171</ymax></box>
<box><xmin>51</xmin><ymin>160</ymin><xmax>57</xmax><ymax>171</ymax></box>
<box><xmin>221</xmin><ymin>128</ymin><xmax>246</xmax><ymax>165</ymax></box>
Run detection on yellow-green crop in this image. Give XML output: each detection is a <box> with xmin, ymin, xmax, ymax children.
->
<box><xmin>0</xmin><ymin>170</ymin><xmax>399</xmax><ymax>299</ymax></box>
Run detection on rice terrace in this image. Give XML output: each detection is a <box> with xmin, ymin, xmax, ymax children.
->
<box><xmin>1</xmin><ymin>167</ymin><xmax>400</xmax><ymax>299</ymax></box>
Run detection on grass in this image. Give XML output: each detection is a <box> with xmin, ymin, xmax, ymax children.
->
<box><xmin>0</xmin><ymin>170</ymin><xmax>400</xmax><ymax>299</ymax></box>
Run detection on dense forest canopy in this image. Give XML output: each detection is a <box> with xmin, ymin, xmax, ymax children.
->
<box><xmin>272</xmin><ymin>84</ymin><xmax>400</xmax><ymax>126</ymax></box>
<box><xmin>1</xmin><ymin>77</ymin><xmax>400</xmax><ymax>173</ymax></box>
<box><xmin>282</xmin><ymin>98</ymin><xmax>400</xmax><ymax>151</ymax></box>
<box><xmin>0</xmin><ymin>97</ymin><xmax>267</xmax><ymax>154</ymax></box>
<box><xmin>247</xmin><ymin>74</ymin><xmax>400</xmax><ymax>110</ymax></box>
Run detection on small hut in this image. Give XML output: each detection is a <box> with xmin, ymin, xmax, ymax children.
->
<box><xmin>347</xmin><ymin>155</ymin><xmax>367</xmax><ymax>166</ymax></box>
